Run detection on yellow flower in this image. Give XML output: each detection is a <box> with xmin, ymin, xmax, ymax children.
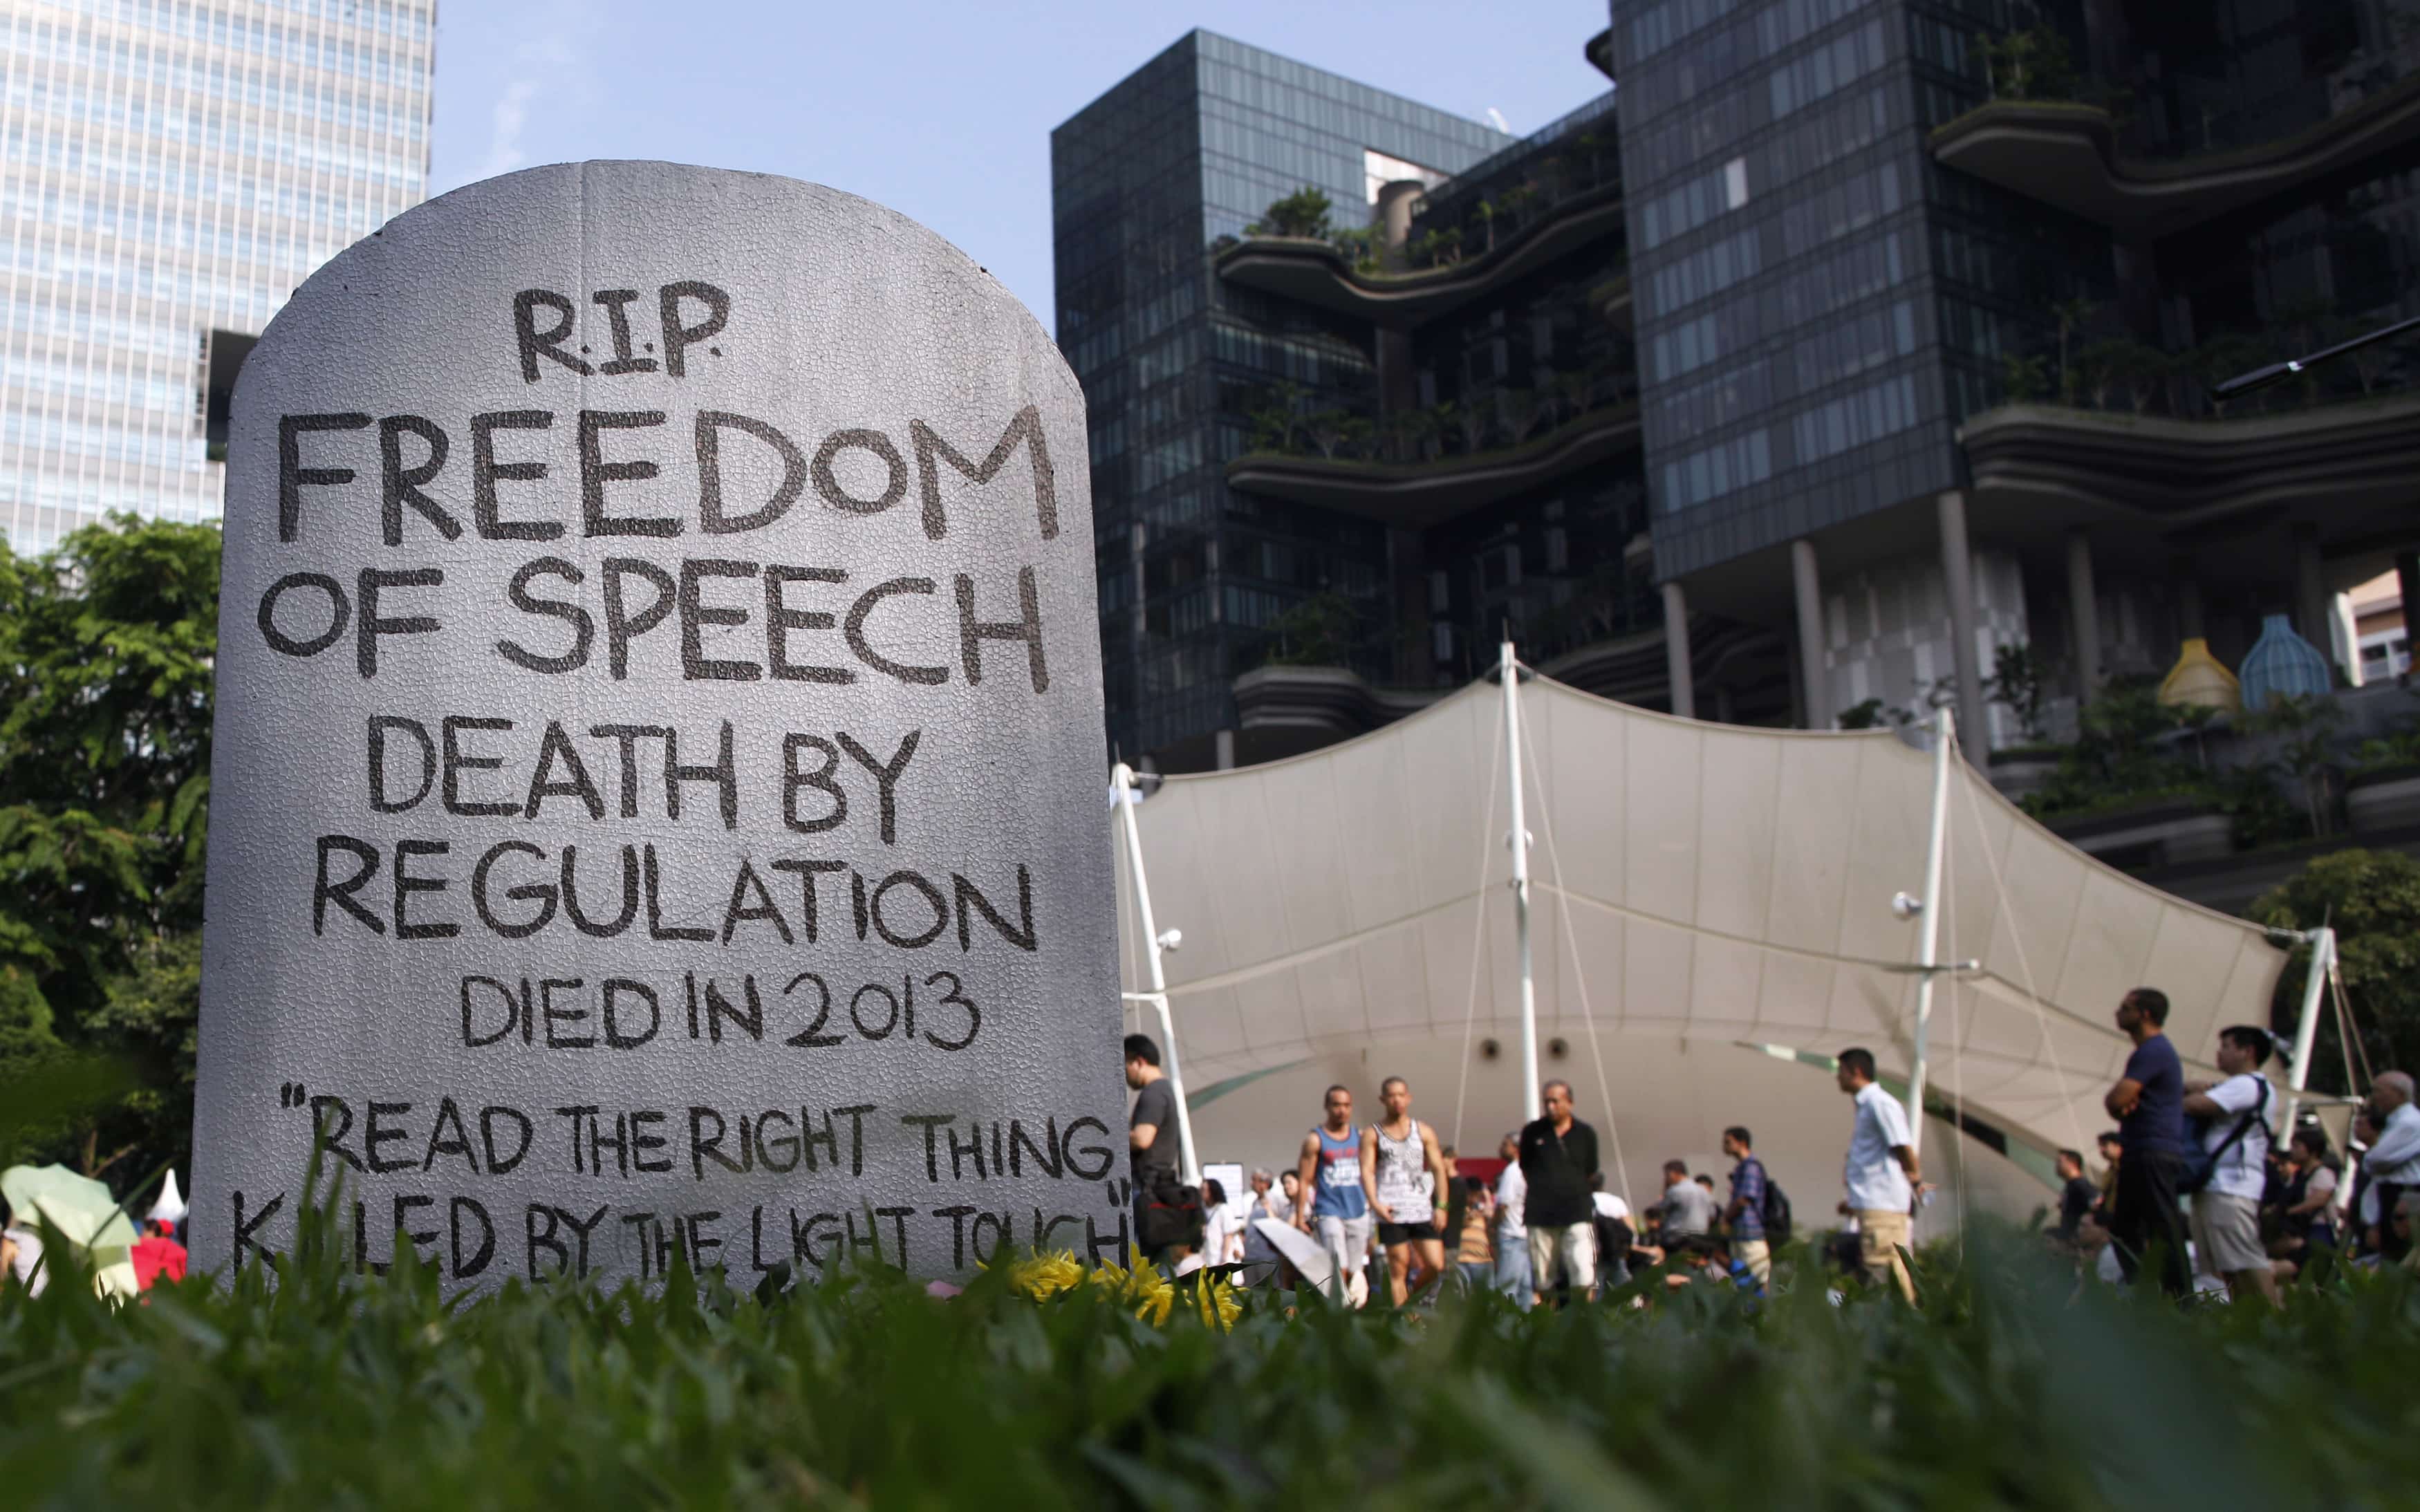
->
<box><xmin>1121</xmin><ymin>1262</ymin><xmax>1176</xmax><ymax>1325</ymax></box>
<box><xmin>1007</xmin><ymin>1249</ymin><xmax>1086</xmax><ymax>1302</ymax></box>
<box><xmin>1191</xmin><ymin>1275</ymin><xmax>1242</xmax><ymax>1331</ymax></box>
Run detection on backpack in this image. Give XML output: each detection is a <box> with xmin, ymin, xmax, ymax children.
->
<box><xmin>2179</xmin><ymin>1079</ymin><xmax>2269</xmax><ymax>1196</ymax></box>
<box><xmin>1137</xmin><ymin>1168</ymin><xmax>1204</xmax><ymax>1251</ymax></box>
<box><xmin>1760</xmin><ymin>1175</ymin><xmax>1794</xmax><ymax>1247</ymax></box>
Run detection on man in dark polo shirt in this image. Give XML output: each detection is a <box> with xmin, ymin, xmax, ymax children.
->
<box><xmin>1517</xmin><ymin>1079</ymin><xmax>1601</xmax><ymax>1304</ymax></box>
<box><xmin>2103</xmin><ymin>986</ymin><xmax>2190</xmax><ymax>1296</ymax></box>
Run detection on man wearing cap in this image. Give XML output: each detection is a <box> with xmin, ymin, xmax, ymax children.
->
<box><xmin>131</xmin><ymin>1169</ymin><xmax>189</xmax><ymax>1291</ymax></box>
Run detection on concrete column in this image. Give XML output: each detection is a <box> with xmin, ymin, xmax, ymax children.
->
<box><xmin>1790</xmin><ymin>539</ymin><xmax>1827</xmax><ymax>728</ymax></box>
<box><xmin>2067</xmin><ymin>529</ymin><xmax>2102</xmax><ymax>700</ymax></box>
<box><xmin>1376</xmin><ymin>180</ymin><xmax>1424</xmax><ymax>269</ymax></box>
<box><xmin>1662</xmin><ymin>581</ymin><xmax>1696</xmax><ymax>720</ymax></box>
<box><xmin>1215</xmin><ymin>729</ymin><xmax>1236</xmax><ymax>770</ymax></box>
<box><xmin>1939</xmin><ymin>492</ymin><xmax>1990</xmax><ymax>765</ymax></box>
<box><xmin>2293</xmin><ymin>523</ymin><xmax>2329</xmax><ymax>655</ymax></box>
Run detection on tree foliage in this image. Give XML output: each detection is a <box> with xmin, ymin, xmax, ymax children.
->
<box><xmin>2251</xmin><ymin>848</ymin><xmax>2420</xmax><ymax>1094</ymax></box>
<box><xmin>0</xmin><ymin>515</ymin><xmax>218</xmax><ymax>1177</ymax></box>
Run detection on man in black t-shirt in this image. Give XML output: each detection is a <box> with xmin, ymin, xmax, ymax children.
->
<box><xmin>2051</xmin><ymin>1148</ymin><xmax>2098</xmax><ymax>1251</ymax></box>
<box><xmin>1125</xmin><ymin>1033</ymin><xmax>1192</xmax><ymax>1264</ymax></box>
<box><xmin>1517</xmin><ymin>1079</ymin><xmax>1601</xmax><ymax>1303</ymax></box>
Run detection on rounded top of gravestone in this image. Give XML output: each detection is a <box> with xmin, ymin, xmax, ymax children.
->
<box><xmin>238</xmin><ymin>160</ymin><xmax>1071</xmax><ymax>451</ymax></box>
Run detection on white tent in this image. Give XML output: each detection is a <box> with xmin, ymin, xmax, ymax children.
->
<box><xmin>1115</xmin><ymin>669</ymin><xmax>2287</xmax><ymax>1223</ymax></box>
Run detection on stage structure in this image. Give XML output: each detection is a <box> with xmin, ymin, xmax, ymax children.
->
<box><xmin>1113</xmin><ymin>650</ymin><xmax>2320</xmax><ymax>1224</ymax></box>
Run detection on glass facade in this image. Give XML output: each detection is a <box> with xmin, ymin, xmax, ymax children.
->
<box><xmin>1614</xmin><ymin>0</ymin><xmax>2110</xmax><ymax>581</ymax></box>
<box><xmin>1052</xmin><ymin>31</ymin><xmax>1504</xmax><ymax>760</ymax></box>
<box><xmin>1</xmin><ymin>0</ymin><xmax>434</xmax><ymax>552</ymax></box>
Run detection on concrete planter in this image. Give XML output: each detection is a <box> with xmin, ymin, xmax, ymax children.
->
<box><xmin>2346</xmin><ymin>765</ymin><xmax>2420</xmax><ymax>837</ymax></box>
<box><xmin>2045</xmin><ymin>797</ymin><xmax>2235</xmax><ymax>869</ymax></box>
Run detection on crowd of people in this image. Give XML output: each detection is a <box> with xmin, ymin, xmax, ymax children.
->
<box><xmin>2060</xmin><ymin>989</ymin><xmax>2419</xmax><ymax>1301</ymax></box>
<box><xmin>1122</xmin><ymin>984</ymin><xmax>2420</xmax><ymax>1307</ymax></box>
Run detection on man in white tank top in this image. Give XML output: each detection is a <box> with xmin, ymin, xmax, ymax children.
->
<box><xmin>1361</xmin><ymin>1076</ymin><xmax>1449</xmax><ymax>1305</ymax></box>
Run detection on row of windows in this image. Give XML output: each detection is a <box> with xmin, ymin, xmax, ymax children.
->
<box><xmin>6</xmin><ymin>290</ymin><xmax>200</xmax><ymax>358</ymax></box>
<box><xmin>1646</xmin><ymin>209</ymin><xmax>1906</xmax><ymax>385</ymax></box>
<box><xmin>1617</xmin><ymin>0</ymin><xmax>1879</xmax><ymax>127</ymax></box>
<box><xmin>1778</xmin><ymin>158</ymin><xmax>1902</xmax><ymax>259</ymax></box>
<box><xmin>4</xmin><ymin>129</ymin><xmax>418</xmax><ymax>227</ymax></box>
<box><xmin>2</xmin><ymin>405</ymin><xmax>205</xmax><ymax>469</ymax></box>
<box><xmin>1638</xmin><ymin>156</ymin><xmax>1749</xmax><ymax>251</ymax></box>
<box><xmin>1767</xmin><ymin>18</ymin><xmax>1888</xmax><ymax>120</ymax></box>
<box><xmin>3</xmin><ymin>184</ymin><xmax>389</xmax><ymax>265</ymax></box>
<box><xmin>1790</xmin><ymin>299</ymin><xmax>1916</xmax><ymax>391</ymax></box>
<box><xmin>19</xmin><ymin>0</ymin><xmax>432</xmax><ymax>71</ymax></box>
<box><xmin>1650</xmin><ymin>307</ymin><xmax>1726</xmax><ymax>383</ymax></box>
<box><xmin>7</xmin><ymin>55</ymin><xmax>428</xmax><ymax>155</ymax></box>
<box><xmin>3</xmin><ymin>236</ymin><xmax>288</xmax><ymax>317</ymax></box>
<box><xmin>1761</xmin><ymin>82</ymin><xmax>1895</xmax><ymax>187</ymax></box>
<box><xmin>1789</xmin><ymin>371</ymin><xmax>1920</xmax><ymax>465</ymax></box>
<box><xmin>1209</xmin><ymin>319</ymin><xmax>1370</xmax><ymax>386</ymax></box>
<box><xmin>1659</xmin><ymin>427</ymin><xmax>1773</xmax><ymax>512</ymax></box>
<box><xmin>1756</xmin><ymin>0</ymin><xmax>1879</xmax><ymax>59</ymax></box>
<box><xmin>1645</xmin><ymin>226</ymin><xmax>1761</xmax><ymax>321</ymax></box>
<box><xmin>5</xmin><ymin>21</ymin><xmax>430</xmax><ymax>113</ymax></box>
<box><xmin>1651</xmin><ymin>355</ymin><xmax>1774</xmax><ymax>447</ymax></box>
<box><xmin>5</xmin><ymin>86</ymin><xmax>425</xmax><ymax>188</ymax></box>
<box><xmin>1626</xmin><ymin>0</ymin><xmax>1740</xmax><ymax>65</ymax></box>
<box><xmin>0</xmin><ymin>351</ymin><xmax>192</xmax><ymax>414</ymax></box>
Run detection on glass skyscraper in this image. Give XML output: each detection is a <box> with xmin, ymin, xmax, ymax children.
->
<box><xmin>1</xmin><ymin>0</ymin><xmax>435</xmax><ymax>552</ymax></box>
<box><xmin>1052</xmin><ymin>31</ymin><xmax>1506</xmax><ymax>763</ymax></box>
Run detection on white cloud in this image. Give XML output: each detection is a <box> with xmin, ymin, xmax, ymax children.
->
<box><xmin>472</xmin><ymin>28</ymin><xmax>579</xmax><ymax>183</ymax></box>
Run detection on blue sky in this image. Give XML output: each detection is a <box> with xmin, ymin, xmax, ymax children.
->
<box><xmin>425</xmin><ymin>1</ymin><xmax>1614</xmax><ymax>332</ymax></box>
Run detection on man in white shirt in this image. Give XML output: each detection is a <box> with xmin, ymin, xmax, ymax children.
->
<box><xmin>2181</xmin><ymin>1024</ymin><xmax>2278</xmax><ymax>1306</ymax></box>
<box><xmin>1492</xmin><ymin>1130</ymin><xmax>1532</xmax><ymax>1307</ymax></box>
<box><xmin>2357</xmin><ymin>1071</ymin><xmax>2420</xmax><ymax>1256</ymax></box>
<box><xmin>1836</xmin><ymin>1047</ymin><xmax>1926</xmax><ymax>1303</ymax></box>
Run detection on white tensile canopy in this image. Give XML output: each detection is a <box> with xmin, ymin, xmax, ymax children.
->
<box><xmin>1115</xmin><ymin>673</ymin><xmax>2287</xmax><ymax>1224</ymax></box>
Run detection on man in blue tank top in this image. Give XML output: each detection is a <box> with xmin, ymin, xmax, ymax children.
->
<box><xmin>1294</xmin><ymin>1083</ymin><xmax>1372</xmax><ymax>1305</ymax></box>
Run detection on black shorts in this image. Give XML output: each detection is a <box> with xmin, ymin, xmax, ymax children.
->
<box><xmin>1378</xmin><ymin>1220</ymin><xmax>1439</xmax><ymax>1246</ymax></box>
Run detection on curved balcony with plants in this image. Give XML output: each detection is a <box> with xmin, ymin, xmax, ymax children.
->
<box><xmin>1222</xmin><ymin>369</ymin><xmax>1639</xmax><ymax>527</ymax></box>
<box><xmin>1930</xmin><ymin>20</ymin><xmax>2420</xmax><ymax>234</ymax></box>
<box><xmin>1209</xmin><ymin>110</ymin><xmax>1623</xmax><ymax>322</ymax></box>
<box><xmin>1955</xmin><ymin>296</ymin><xmax>2420</xmax><ymax>516</ymax></box>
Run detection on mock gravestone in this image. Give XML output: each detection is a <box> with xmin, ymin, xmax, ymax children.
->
<box><xmin>191</xmin><ymin>162</ymin><xmax>1126</xmax><ymax>1286</ymax></box>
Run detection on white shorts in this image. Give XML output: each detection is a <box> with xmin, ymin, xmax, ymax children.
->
<box><xmin>1526</xmin><ymin>1220</ymin><xmax>1597</xmax><ymax>1291</ymax></box>
<box><xmin>2191</xmin><ymin>1191</ymin><xmax>2270</xmax><ymax>1276</ymax></box>
<box><xmin>1316</xmin><ymin>1213</ymin><xmax>1373</xmax><ymax>1282</ymax></box>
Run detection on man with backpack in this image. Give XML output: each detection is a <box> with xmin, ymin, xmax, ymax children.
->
<box><xmin>1124</xmin><ymin>1033</ymin><xmax>1198</xmax><ymax>1266</ymax></box>
<box><xmin>2180</xmin><ymin>1024</ymin><xmax>2278</xmax><ymax>1305</ymax></box>
<box><xmin>1722</xmin><ymin>1125</ymin><xmax>1788</xmax><ymax>1287</ymax></box>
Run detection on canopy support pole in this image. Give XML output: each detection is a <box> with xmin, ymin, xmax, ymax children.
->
<box><xmin>1112</xmin><ymin>762</ymin><xmax>1198</xmax><ymax>1186</ymax></box>
<box><xmin>1905</xmin><ymin>705</ymin><xmax>1955</xmax><ymax>1154</ymax></box>
<box><xmin>1502</xmin><ymin>641</ymin><xmax>1539</xmax><ymax>1122</ymax></box>
<box><xmin>2279</xmin><ymin>925</ymin><xmax>2336</xmax><ymax>1142</ymax></box>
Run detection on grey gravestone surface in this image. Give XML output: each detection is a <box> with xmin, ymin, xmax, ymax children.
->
<box><xmin>191</xmin><ymin>162</ymin><xmax>1125</xmax><ymax>1287</ymax></box>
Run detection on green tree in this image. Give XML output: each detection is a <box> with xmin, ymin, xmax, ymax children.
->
<box><xmin>0</xmin><ymin>514</ymin><xmax>218</xmax><ymax>1179</ymax></box>
<box><xmin>2001</xmin><ymin>353</ymin><xmax>2050</xmax><ymax>403</ymax></box>
<box><xmin>2251</xmin><ymin>849</ymin><xmax>2420</xmax><ymax>1094</ymax></box>
<box><xmin>1984</xmin><ymin>640</ymin><xmax>2050</xmax><ymax>741</ymax></box>
<box><xmin>1258</xmin><ymin>187</ymin><xmax>1334</xmax><ymax>240</ymax></box>
<box><xmin>1263</xmin><ymin>591</ymin><xmax>1359</xmax><ymax>666</ymax></box>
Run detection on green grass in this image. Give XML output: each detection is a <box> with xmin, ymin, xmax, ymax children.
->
<box><xmin>4</xmin><ymin>1193</ymin><xmax>2417</xmax><ymax>1509</ymax></box>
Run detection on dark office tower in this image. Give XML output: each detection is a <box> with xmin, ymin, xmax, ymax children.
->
<box><xmin>1615</xmin><ymin>1</ymin><xmax>2420</xmax><ymax>759</ymax></box>
<box><xmin>1053</xmin><ymin>32</ymin><xmax>1505</xmax><ymax>766</ymax></box>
